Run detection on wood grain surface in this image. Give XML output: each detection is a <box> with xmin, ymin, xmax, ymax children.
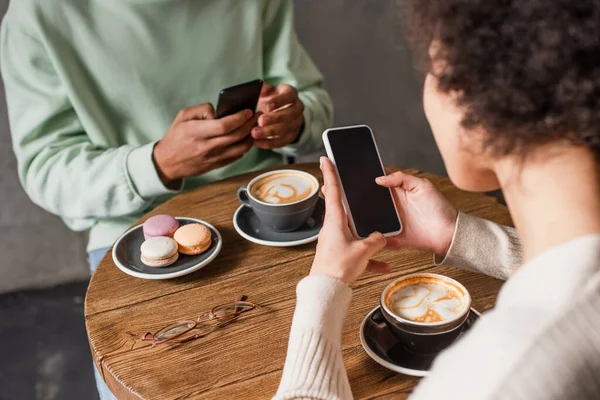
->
<box><xmin>85</xmin><ymin>163</ymin><xmax>512</xmax><ymax>400</ymax></box>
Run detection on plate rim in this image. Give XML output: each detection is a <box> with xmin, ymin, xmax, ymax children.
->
<box><xmin>111</xmin><ymin>217</ymin><xmax>222</xmax><ymax>280</ymax></box>
<box><xmin>359</xmin><ymin>305</ymin><xmax>481</xmax><ymax>377</ymax></box>
<box><xmin>233</xmin><ymin>205</ymin><xmax>320</xmax><ymax>247</ymax></box>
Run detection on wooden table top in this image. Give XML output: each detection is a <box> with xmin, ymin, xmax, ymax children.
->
<box><xmin>85</xmin><ymin>163</ymin><xmax>512</xmax><ymax>400</ymax></box>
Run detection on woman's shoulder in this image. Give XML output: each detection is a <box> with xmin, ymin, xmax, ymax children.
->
<box><xmin>498</xmin><ymin>234</ymin><xmax>600</xmax><ymax>316</ymax></box>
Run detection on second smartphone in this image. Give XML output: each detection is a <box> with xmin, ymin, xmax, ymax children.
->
<box><xmin>215</xmin><ymin>79</ymin><xmax>263</xmax><ymax>119</ymax></box>
<box><xmin>323</xmin><ymin>125</ymin><xmax>402</xmax><ymax>239</ymax></box>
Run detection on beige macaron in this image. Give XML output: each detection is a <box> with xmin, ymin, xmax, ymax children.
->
<box><xmin>173</xmin><ymin>224</ymin><xmax>212</xmax><ymax>255</ymax></box>
<box><xmin>140</xmin><ymin>236</ymin><xmax>179</xmax><ymax>267</ymax></box>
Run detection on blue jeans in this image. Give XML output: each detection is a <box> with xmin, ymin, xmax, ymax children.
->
<box><xmin>88</xmin><ymin>248</ymin><xmax>118</xmax><ymax>400</ymax></box>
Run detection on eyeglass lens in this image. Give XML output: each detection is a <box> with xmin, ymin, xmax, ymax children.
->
<box><xmin>211</xmin><ymin>302</ymin><xmax>255</xmax><ymax>318</ymax></box>
<box><xmin>154</xmin><ymin>321</ymin><xmax>196</xmax><ymax>341</ymax></box>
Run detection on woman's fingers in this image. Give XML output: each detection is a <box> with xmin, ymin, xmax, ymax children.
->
<box><xmin>385</xmin><ymin>236</ymin><xmax>403</xmax><ymax>250</ymax></box>
<box><xmin>320</xmin><ymin>157</ymin><xmax>346</xmax><ymax>223</ymax></box>
<box><xmin>361</xmin><ymin>231</ymin><xmax>388</xmax><ymax>254</ymax></box>
<box><xmin>376</xmin><ymin>171</ymin><xmax>431</xmax><ymax>191</ymax></box>
<box><xmin>366</xmin><ymin>259</ymin><xmax>392</xmax><ymax>274</ymax></box>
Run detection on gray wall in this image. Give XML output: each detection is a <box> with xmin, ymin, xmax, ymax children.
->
<box><xmin>0</xmin><ymin>0</ymin><xmax>438</xmax><ymax>293</ymax></box>
<box><xmin>295</xmin><ymin>1</ymin><xmax>442</xmax><ymax>173</ymax></box>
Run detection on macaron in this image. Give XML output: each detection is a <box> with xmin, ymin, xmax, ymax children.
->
<box><xmin>173</xmin><ymin>224</ymin><xmax>212</xmax><ymax>255</ymax></box>
<box><xmin>140</xmin><ymin>236</ymin><xmax>179</xmax><ymax>267</ymax></box>
<box><xmin>143</xmin><ymin>214</ymin><xmax>179</xmax><ymax>240</ymax></box>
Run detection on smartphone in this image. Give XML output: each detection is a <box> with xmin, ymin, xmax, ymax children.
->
<box><xmin>215</xmin><ymin>79</ymin><xmax>263</xmax><ymax>119</ymax></box>
<box><xmin>323</xmin><ymin>125</ymin><xmax>402</xmax><ymax>239</ymax></box>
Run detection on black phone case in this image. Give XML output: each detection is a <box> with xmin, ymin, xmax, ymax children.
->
<box><xmin>215</xmin><ymin>79</ymin><xmax>264</xmax><ymax>119</ymax></box>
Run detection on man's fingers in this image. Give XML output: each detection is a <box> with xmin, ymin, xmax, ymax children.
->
<box><xmin>185</xmin><ymin>112</ymin><xmax>256</xmax><ymax>147</ymax></box>
<box><xmin>212</xmin><ymin>155</ymin><xmax>243</xmax><ymax>170</ymax></box>
<box><xmin>208</xmin><ymin>114</ymin><xmax>258</xmax><ymax>148</ymax></box>
<box><xmin>257</xmin><ymin>101</ymin><xmax>303</xmax><ymax>128</ymax></box>
<box><xmin>254</xmin><ymin>138</ymin><xmax>286</xmax><ymax>150</ymax></box>
<box><xmin>253</xmin><ymin>132</ymin><xmax>295</xmax><ymax>150</ymax></box>
<box><xmin>252</xmin><ymin>117</ymin><xmax>302</xmax><ymax>141</ymax></box>
<box><xmin>185</xmin><ymin>109</ymin><xmax>254</xmax><ymax>140</ymax></box>
<box><xmin>260</xmin><ymin>82</ymin><xmax>274</xmax><ymax>96</ymax></box>
<box><xmin>264</xmin><ymin>89</ymin><xmax>298</xmax><ymax>112</ymax></box>
<box><xmin>320</xmin><ymin>157</ymin><xmax>346</xmax><ymax>223</ymax></box>
<box><xmin>252</xmin><ymin>123</ymin><xmax>285</xmax><ymax>140</ymax></box>
<box><xmin>175</xmin><ymin>103</ymin><xmax>215</xmax><ymax>123</ymax></box>
<box><xmin>375</xmin><ymin>171</ymin><xmax>431</xmax><ymax>191</ymax></box>
<box><xmin>215</xmin><ymin>109</ymin><xmax>255</xmax><ymax>135</ymax></box>
<box><xmin>201</xmin><ymin>109</ymin><xmax>254</xmax><ymax>138</ymax></box>
<box><xmin>215</xmin><ymin>135</ymin><xmax>254</xmax><ymax>162</ymax></box>
<box><xmin>366</xmin><ymin>260</ymin><xmax>392</xmax><ymax>274</ymax></box>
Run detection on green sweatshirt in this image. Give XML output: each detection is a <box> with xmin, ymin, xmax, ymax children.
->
<box><xmin>1</xmin><ymin>0</ymin><xmax>333</xmax><ymax>251</ymax></box>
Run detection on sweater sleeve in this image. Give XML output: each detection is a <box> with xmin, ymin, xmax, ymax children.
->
<box><xmin>434</xmin><ymin>212</ymin><xmax>523</xmax><ymax>280</ymax></box>
<box><xmin>261</xmin><ymin>0</ymin><xmax>334</xmax><ymax>157</ymax></box>
<box><xmin>274</xmin><ymin>276</ymin><xmax>353</xmax><ymax>400</ymax></box>
<box><xmin>0</xmin><ymin>19</ymin><xmax>182</xmax><ymax>221</ymax></box>
<box><xmin>410</xmin><ymin>236</ymin><xmax>600</xmax><ymax>400</ymax></box>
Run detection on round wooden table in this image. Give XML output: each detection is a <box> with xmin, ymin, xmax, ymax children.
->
<box><xmin>85</xmin><ymin>163</ymin><xmax>512</xmax><ymax>400</ymax></box>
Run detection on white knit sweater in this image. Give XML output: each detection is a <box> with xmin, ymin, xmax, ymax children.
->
<box><xmin>274</xmin><ymin>212</ymin><xmax>600</xmax><ymax>399</ymax></box>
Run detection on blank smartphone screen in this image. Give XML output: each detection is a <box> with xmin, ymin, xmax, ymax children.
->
<box><xmin>328</xmin><ymin>126</ymin><xmax>401</xmax><ymax>238</ymax></box>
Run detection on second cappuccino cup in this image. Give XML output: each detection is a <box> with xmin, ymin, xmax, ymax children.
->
<box><xmin>237</xmin><ymin>170</ymin><xmax>320</xmax><ymax>232</ymax></box>
<box><xmin>380</xmin><ymin>273</ymin><xmax>472</xmax><ymax>354</ymax></box>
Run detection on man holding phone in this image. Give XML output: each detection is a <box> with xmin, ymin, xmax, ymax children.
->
<box><xmin>1</xmin><ymin>1</ymin><xmax>332</xmax><ymax>398</ymax></box>
<box><xmin>154</xmin><ymin>82</ymin><xmax>310</xmax><ymax>186</ymax></box>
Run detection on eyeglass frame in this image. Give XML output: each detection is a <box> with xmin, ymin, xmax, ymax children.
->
<box><xmin>140</xmin><ymin>296</ymin><xmax>256</xmax><ymax>346</ymax></box>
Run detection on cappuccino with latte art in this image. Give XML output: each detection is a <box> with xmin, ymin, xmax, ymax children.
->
<box><xmin>250</xmin><ymin>171</ymin><xmax>317</xmax><ymax>205</ymax></box>
<box><xmin>380</xmin><ymin>273</ymin><xmax>472</xmax><ymax>353</ymax></box>
<box><xmin>387</xmin><ymin>275</ymin><xmax>469</xmax><ymax>323</ymax></box>
<box><xmin>238</xmin><ymin>170</ymin><xmax>320</xmax><ymax>232</ymax></box>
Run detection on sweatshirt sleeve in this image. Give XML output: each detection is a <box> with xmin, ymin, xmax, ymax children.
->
<box><xmin>434</xmin><ymin>212</ymin><xmax>523</xmax><ymax>280</ymax></box>
<box><xmin>274</xmin><ymin>276</ymin><xmax>353</xmax><ymax>400</ymax></box>
<box><xmin>0</xmin><ymin>19</ymin><xmax>182</xmax><ymax>221</ymax></box>
<box><xmin>261</xmin><ymin>0</ymin><xmax>334</xmax><ymax>157</ymax></box>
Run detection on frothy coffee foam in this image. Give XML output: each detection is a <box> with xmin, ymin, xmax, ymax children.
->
<box><xmin>387</xmin><ymin>276</ymin><xmax>468</xmax><ymax>323</ymax></box>
<box><xmin>251</xmin><ymin>172</ymin><xmax>316</xmax><ymax>204</ymax></box>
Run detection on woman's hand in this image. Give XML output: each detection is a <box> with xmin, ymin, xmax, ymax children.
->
<box><xmin>310</xmin><ymin>157</ymin><xmax>391</xmax><ymax>285</ymax></box>
<box><xmin>376</xmin><ymin>171</ymin><xmax>458</xmax><ymax>256</ymax></box>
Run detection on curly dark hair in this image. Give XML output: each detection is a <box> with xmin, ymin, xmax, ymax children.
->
<box><xmin>406</xmin><ymin>0</ymin><xmax>600</xmax><ymax>157</ymax></box>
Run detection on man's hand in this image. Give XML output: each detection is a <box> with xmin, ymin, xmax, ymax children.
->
<box><xmin>252</xmin><ymin>83</ymin><xmax>305</xmax><ymax>149</ymax></box>
<box><xmin>153</xmin><ymin>103</ymin><xmax>257</xmax><ymax>185</ymax></box>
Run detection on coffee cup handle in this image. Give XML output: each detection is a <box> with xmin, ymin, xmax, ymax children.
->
<box><xmin>237</xmin><ymin>185</ymin><xmax>252</xmax><ymax>208</ymax></box>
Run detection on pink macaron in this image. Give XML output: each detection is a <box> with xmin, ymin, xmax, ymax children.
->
<box><xmin>143</xmin><ymin>214</ymin><xmax>179</xmax><ymax>240</ymax></box>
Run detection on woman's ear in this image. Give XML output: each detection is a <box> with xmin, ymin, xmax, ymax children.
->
<box><xmin>423</xmin><ymin>73</ymin><xmax>500</xmax><ymax>192</ymax></box>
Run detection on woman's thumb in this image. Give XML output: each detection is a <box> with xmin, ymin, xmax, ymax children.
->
<box><xmin>361</xmin><ymin>232</ymin><xmax>387</xmax><ymax>253</ymax></box>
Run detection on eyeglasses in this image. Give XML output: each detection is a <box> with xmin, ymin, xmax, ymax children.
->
<box><xmin>141</xmin><ymin>296</ymin><xmax>256</xmax><ymax>346</ymax></box>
